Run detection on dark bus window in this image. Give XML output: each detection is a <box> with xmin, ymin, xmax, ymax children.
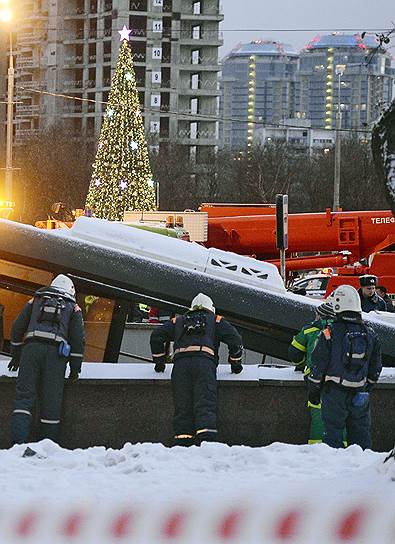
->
<box><xmin>77</xmin><ymin>294</ymin><xmax>115</xmax><ymax>362</ymax></box>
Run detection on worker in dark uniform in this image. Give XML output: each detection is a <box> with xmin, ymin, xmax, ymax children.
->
<box><xmin>8</xmin><ymin>275</ymin><xmax>85</xmax><ymax>445</ymax></box>
<box><xmin>150</xmin><ymin>293</ymin><xmax>243</xmax><ymax>446</ymax></box>
<box><xmin>358</xmin><ymin>275</ymin><xmax>387</xmax><ymax>312</ymax></box>
<box><xmin>376</xmin><ymin>285</ymin><xmax>394</xmax><ymax>313</ymax></box>
<box><xmin>308</xmin><ymin>285</ymin><xmax>382</xmax><ymax>450</ymax></box>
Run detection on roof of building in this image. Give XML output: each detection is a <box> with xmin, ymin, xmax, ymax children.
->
<box><xmin>305</xmin><ymin>33</ymin><xmax>379</xmax><ymax>50</ymax></box>
<box><xmin>227</xmin><ymin>40</ymin><xmax>299</xmax><ymax>59</ymax></box>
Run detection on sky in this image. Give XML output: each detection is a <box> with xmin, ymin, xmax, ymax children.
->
<box><xmin>220</xmin><ymin>0</ymin><xmax>394</xmax><ymax>58</ymax></box>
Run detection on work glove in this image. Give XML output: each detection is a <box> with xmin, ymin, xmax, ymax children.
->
<box><xmin>307</xmin><ymin>381</ymin><xmax>321</xmax><ymax>407</ymax></box>
<box><xmin>68</xmin><ymin>369</ymin><xmax>79</xmax><ymax>383</ymax></box>
<box><xmin>8</xmin><ymin>357</ymin><xmax>20</xmax><ymax>372</ymax></box>
<box><xmin>154</xmin><ymin>362</ymin><xmax>166</xmax><ymax>373</ymax></box>
<box><xmin>231</xmin><ymin>363</ymin><xmax>243</xmax><ymax>374</ymax></box>
<box><xmin>294</xmin><ymin>363</ymin><xmax>305</xmax><ymax>373</ymax></box>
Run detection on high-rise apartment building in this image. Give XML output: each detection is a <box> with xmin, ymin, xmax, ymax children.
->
<box><xmin>219</xmin><ymin>41</ymin><xmax>299</xmax><ymax>149</ymax></box>
<box><xmin>11</xmin><ymin>0</ymin><xmax>223</xmax><ymax>162</ymax></box>
<box><xmin>297</xmin><ymin>34</ymin><xmax>394</xmax><ymax>130</ymax></box>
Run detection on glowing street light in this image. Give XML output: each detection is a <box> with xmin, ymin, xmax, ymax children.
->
<box><xmin>0</xmin><ymin>0</ymin><xmax>12</xmax><ymax>23</ymax></box>
<box><xmin>0</xmin><ymin>8</ymin><xmax>11</xmax><ymax>23</ymax></box>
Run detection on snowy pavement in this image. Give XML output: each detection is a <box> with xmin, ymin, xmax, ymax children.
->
<box><xmin>2</xmin><ymin>360</ymin><xmax>395</xmax><ymax>383</ymax></box>
<box><xmin>0</xmin><ymin>440</ymin><xmax>395</xmax><ymax>543</ymax></box>
<box><xmin>0</xmin><ymin>439</ymin><xmax>393</xmax><ymax>505</ymax></box>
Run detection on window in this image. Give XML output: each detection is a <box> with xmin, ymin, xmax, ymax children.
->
<box><xmin>103</xmin><ymin>65</ymin><xmax>111</xmax><ymax>87</ymax></box>
<box><xmin>103</xmin><ymin>41</ymin><xmax>112</xmax><ymax>61</ymax></box>
<box><xmin>191</xmin><ymin>50</ymin><xmax>199</xmax><ymax>65</ymax></box>
<box><xmin>190</xmin><ymin>97</ymin><xmax>198</xmax><ymax>114</ymax></box>
<box><xmin>191</xmin><ymin>73</ymin><xmax>199</xmax><ymax>90</ymax></box>
<box><xmin>193</xmin><ymin>1</ymin><xmax>201</xmax><ymax>14</ymax></box>
<box><xmin>192</xmin><ymin>25</ymin><xmax>200</xmax><ymax>40</ymax></box>
<box><xmin>190</xmin><ymin>121</ymin><xmax>197</xmax><ymax>139</ymax></box>
<box><xmin>89</xmin><ymin>43</ymin><xmax>96</xmax><ymax>64</ymax></box>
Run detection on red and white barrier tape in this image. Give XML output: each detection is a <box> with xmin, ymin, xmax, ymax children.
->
<box><xmin>1</xmin><ymin>495</ymin><xmax>395</xmax><ymax>544</ymax></box>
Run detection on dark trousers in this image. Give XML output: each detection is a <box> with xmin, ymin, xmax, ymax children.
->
<box><xmin>171</xmin><ymin>355</ymin><xmax>218</xmax><ymax>442</ymax></box>
<box><xmin>321</xmin><ymin>383</ymin><xmax>371</xmax><ymax>450</ymax></box>
<box><xmin>11</xmin><ymin>342</ymin><xmax>67</xmax><ymax>444</ymax></box>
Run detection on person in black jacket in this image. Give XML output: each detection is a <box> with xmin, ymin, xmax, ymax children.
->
<box><xmin>358</xmin><ymin>275</ymin><xmax>386</xmax><ymax>312</ymax></box>
<box><xmin>8</xmin><ymin>275</ymin><xmax>85</xmax><ymax>445</ymax></box>
<box><xmin>308</xmin><ymin>285</ymin><xmax>382</xmax><ymax>450</ymax></box>
<box><xmin>376</xmin><ymin>285</ymin><xmax>394</xmax><ymax>313</ymax></box>
<box><xmin>150</xmin><ymin>293</ymin><xmax>243</xmax><ymax>446</ymax></box>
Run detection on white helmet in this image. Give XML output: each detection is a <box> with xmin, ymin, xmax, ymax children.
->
<box><xmin>190</xmin><ymin>293</ymin><xmax>215</xmax><ymax>313</ymax></box>
<box><xmin>332</xmin><ymin>285</ymin><xmax>362</xmax><ymax>314</ymax></box>
<box><xmin>51</xmin><ymin>274</ymin><xmax>76</xmax><ymax>298</ymax></box>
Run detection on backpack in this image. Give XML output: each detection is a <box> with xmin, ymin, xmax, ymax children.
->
<box><xmin>342</xmin><ymin>326</ymin><xmax>369</xmax><ymax>377</ymax></box>
<box><xmin>38</xmin><ymin>295</ymin><xmax>67</xmax><ymax>325</ymax></box>
<box><xmin>183</xmin><ymin>311</ymin><xmax>207</xmax><ymax>336</ymax></box>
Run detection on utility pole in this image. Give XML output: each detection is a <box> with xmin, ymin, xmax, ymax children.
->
<box><xmin>5</xmin><ymin>29</ymin><xmax>14</xmax><ymax>201</ymax></box>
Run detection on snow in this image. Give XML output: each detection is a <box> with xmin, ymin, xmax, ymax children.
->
<box><xmin>2</xmin><ymin>370</ymin><xmax>395</xmax><ymax>541</ymax></box>
<box><xmin>56</xmin><ymin>216</ymin><xmax>286</xmax><ymax>294</ymax></box>
<box><xmin>2</xmin><ymin>360</ymin><xmax>395</xmax><ymax>382</ymax></box>
<box><xmin>0</xmin><ymin>439</ymin><xmax>393</xmax><ymax>505</ymax></box>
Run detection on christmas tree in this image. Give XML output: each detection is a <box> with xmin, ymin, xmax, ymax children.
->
<box><xmin>85</xmin><ymin>27</ymin><xmax>155</xmax><ymax>220</ymax></box>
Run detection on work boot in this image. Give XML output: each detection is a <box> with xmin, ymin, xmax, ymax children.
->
<box><xmin>173</xmin><ymin>434</ymin><xmax>194</xmax><ymax>447</ymax></box>
<box><xmin>195</xmin><ymin>429</ymin><xmax>218</xmax><ymax>446</ymax></box>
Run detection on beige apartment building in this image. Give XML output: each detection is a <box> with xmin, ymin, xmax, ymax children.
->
<box><xmin>4</xmin><ymin>0</ymin><xmax>223</xmax><ymax>165</ymax></box>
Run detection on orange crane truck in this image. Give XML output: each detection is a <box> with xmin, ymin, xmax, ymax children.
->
<box><xmin>200</xmin><ymin>204</ymin><xmax>395</xmax><ymax>297</ymax></box>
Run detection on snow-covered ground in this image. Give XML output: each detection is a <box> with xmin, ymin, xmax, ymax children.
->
<box><xmin>1</xmin><ymin>439</ymin><xmax>393</xmax><ymax>504</ymax></box>
<box><xmin>0</xmin><ymin>440</ymin><xmax>395</xmax><ymax>543</ymax></box>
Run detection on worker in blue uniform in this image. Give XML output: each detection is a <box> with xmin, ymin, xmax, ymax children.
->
<box><xmin>308</xmin><ymin>285</ymin><xmax>382</xmax><ymax>450</ymax></box>
<box><xmin>358</xmin><ymin>274</ymin><xmax>386</xmax><ymax>312</ymax></box>
<box><xmin>8</xmin><ymin>275</ymin><xmax>85</xmax><ymax>445</ymax></box>
<box><xmin>150</xmin><ymin>293</ymin><xmax>243</xmax><ymax>446</ymax></box>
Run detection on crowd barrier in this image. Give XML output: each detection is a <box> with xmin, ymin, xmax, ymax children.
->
<box><xmin>2</xmin><ymin>485</ymin><xmax>395</xmax><ymax>544</ymax></box>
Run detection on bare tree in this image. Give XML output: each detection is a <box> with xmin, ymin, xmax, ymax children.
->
<box><xmin>14</xmin><ymin>127</ymin><xmax>94</xmax><ymax>224</ymax></box>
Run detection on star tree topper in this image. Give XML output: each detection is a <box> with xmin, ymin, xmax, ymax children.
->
<box><xmin>118</xmin><ymin>25</ymin><xmax>132</xmax><ymax>42</ymax></box>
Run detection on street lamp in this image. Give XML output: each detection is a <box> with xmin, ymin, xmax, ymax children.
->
<box><xmin>333</xmin><ymin>64</ymin><xmax>346</xmax><ymax>212</ymax></box>
<box><xmin>0</xmin><ymin>0</ymin><xmax>14</xmax><ymax>203</ymax></box>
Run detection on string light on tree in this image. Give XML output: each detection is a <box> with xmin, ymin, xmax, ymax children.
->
<box><xmin>85</xmin><ymin>27</ymin><xmax>155</xmax><ymax>220</ymax></box>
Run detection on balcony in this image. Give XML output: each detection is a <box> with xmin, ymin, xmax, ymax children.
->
<box><xmin>180</xmin><ymin>12</ymin><xmax>223</xmax><ymax>22</ymax></box>
<box><xmin>177</xmin><ymin>129</ymin><xmax>217</xmax><ymax>145</ymax></box>
<box><xmin>63</xmin><ymin>103</ymin><xmax>83</xmax><ymax>114</ymax></box>
<box><xmin>15</xmin><ymin>104</ymin><xmax>40</xmax><ymax>117</ymax></box>
<box><xmin>17</xmin><ymin>57</ymin><xmax>39</xmax><ymax>70</ymax></box>
<box><xmin>64</xmin><ymin>11</ymin><xmax>86</xmax><ymax>19</ymax></box>
<box><xmin>63</xmin><ymin>79</ymin><xmax>84</xmax><ymax>89</ymax></box>
<box><xmin>64</xmin><ymin>55</ymin><xmax>84</xmax><ymax>66</ymax></box>
<box><xmin>17</xmin><ymin>31</ymin><xmax>44</xmax><ymax>45</ymax></box>
<box><xmin>179</xmin><ymin>54</ymin><xmax>221</xmax><ymax>70</ymax></box>
<box><xmin>179</xmin><ymin>31</ymin><xmax>223</xmax><ymax>47</ymax></box>
<box><xmin>17</xmin><ymin>80</ymin><xmax>44</xmax><ymax>90</ymax></box>
<box><xmin>15</xmin><ymin>128</ymin><xmax>40</xmax><ymax>141</ymax></box>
